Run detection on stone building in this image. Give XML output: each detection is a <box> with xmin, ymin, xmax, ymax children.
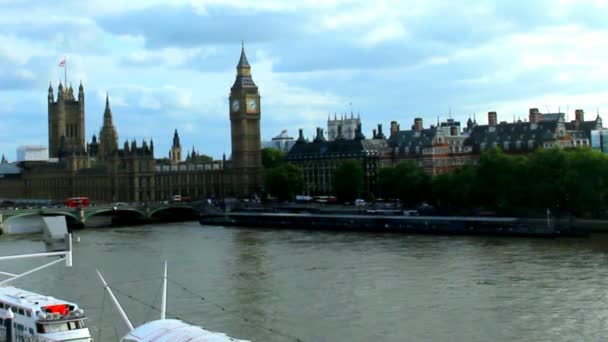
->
<box><xmin>327</xmin><ymin>113</ymin><xmax>361</xmax><ymax>141</ymax></box>
<box><xmin>0</xmin><ymin>46</ymin><xmax>261</xmax><ymax>202</ymax></box>
<box><xmin>387</xmin><ymin>117</ymin><xmax>474</xmax><ymax>175</ymax></box>
<box><xmin>466</xmin><ymin>109</ymin><xmax>601</xmax><ymax>154</ymax></box>
<box><xmin>286</xmin><ymin>124</ymin><xmax>385</xmax><ymax>196</ymax></box>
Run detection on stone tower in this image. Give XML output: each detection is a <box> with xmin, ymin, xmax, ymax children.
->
<box><xmin>98</xmin><ymin>94</ymin><xmax>119</xmax><ymax>161</ymax></box>
<box><xmin>170</xmin><ymin>129</ymin><xmax>182</xmax><ymax>165</ymax></box>
<box><xmin>48</xmin><ymin>81</ymin><xmax>86</xmax><ymax>158</ymax></box>
<box><xmin>229</xmin><ymin>43</ymin><xmax>263</xmax><ymax>196</ymax></box>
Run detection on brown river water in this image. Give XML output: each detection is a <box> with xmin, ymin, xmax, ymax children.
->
<box><xmin>1</xmin><ymin>221</ymin><xmax>608</xmax><ymax>341</ymax></box>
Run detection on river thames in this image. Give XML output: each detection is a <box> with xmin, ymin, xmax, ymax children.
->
<box><xmin>1</xmin><ymin>222</ymin><xmax>608</xmax><ymax>341</ymax></box>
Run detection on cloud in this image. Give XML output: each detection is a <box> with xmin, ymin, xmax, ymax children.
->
<box><xmin>2</xmin><ymin>0</ymin><xmax>608</xmax><ymax>161</ymax></box>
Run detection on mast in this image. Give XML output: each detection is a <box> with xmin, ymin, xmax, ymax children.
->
<box><xmin>161</xmin><ymin>260</ymin><xmax>168</xmax><ymax>320</ymax></box>
<box><xmin>97</xmin><ymin>269</ymin><xmax>135</xmax><ymax>331</ymax></box>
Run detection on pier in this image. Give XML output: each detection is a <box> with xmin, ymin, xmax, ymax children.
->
<box><xmin>200</xmin><ymin>210</ymin><xmax>586</xmax><ymax>237</ymax></box>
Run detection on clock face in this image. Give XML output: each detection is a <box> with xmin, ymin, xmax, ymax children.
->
<box><xmin>231</xmin><ymin>100</ymin><xmax>240</xmax><ymax>112</ymax></box>
<box><xmin>247</xmin><ymin>98</ymin><xmax>257</xmax><ymax>112</ymax></box>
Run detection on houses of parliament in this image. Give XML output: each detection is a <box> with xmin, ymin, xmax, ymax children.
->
<box><xmin>0</xmin><ymin>46</ymin><xmax>263</xmax><ymax>202</ymax></box>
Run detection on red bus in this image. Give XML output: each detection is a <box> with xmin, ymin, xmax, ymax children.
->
<box><xmin>66</xmin><ymin>197</ymin><xmax>90</xmax><ymax>208</ymax></box>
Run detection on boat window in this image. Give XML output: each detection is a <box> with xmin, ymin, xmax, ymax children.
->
<box><xmin>26</xmin><ymin>311</ymin><xmax>31</xmax><ymax>317</ymax></box>
<box><xmin>36</xmin><ymin>323</ymin><xmax>45</xmax><ymax>333</ymax></box>
<box><xmin>29</xmin><ymin>328</ymin><xmax>34</xmax><ymax>335</ymax></box>
<box><xmin>42</xmin><ymin>322</ymin><xmax>69</xmax><ymax>333</ymax></box>
<box><xmin>0</xmin><ymin>318</ymin><xmax>3</xmax><ymax>324</ymax></box>
<box><xmin>0</xmin><ymin>303</ymin><xmax>3</xmax><ymax>309</ymax></box>
<box><xmin>18</xmin><ymin>308</ymin><xmax>24</xmax><ymax>316</ymax></box>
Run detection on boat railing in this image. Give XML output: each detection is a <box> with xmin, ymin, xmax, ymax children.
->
<box><xmin>0</xmin><ymin>326</ymin><xmax>61</xmax><ymax>342</ymax></box>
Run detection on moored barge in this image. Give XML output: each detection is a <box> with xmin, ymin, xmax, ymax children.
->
<box><xmin>200</xmin><ymin>211</ymin><xmax>585</xmax><ymax>237</ymax></box>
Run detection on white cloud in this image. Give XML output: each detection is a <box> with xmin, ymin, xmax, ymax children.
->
<box><xmin>2</xmin><ymin>0</ymin><xmax>608</xmax><ymax>160</ymax></box>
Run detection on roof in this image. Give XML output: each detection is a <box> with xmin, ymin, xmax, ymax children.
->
<box><xmin>231</xmin><ymin>75</ymin><xmax>257</xmax><ymax>91</ymax></box>
<box><xmin>388</xmin><ymin>127</ymin><xmax>438</xmax><ymax>154</ymax></box>
<box><xmin>0</xmin><ymin>286</ymin><xmax>80</xmax><ymax>311</ymax></box>
<box><xmin>466</xmin><ymin>119</ymin><xmax>562</xmax><ymax>152</ymax></box>
<box><xmin>565</xmin><ymin>118</ymin><xmax>602</xmax><ymax>138</ymax></box>
<box><xmin>0</xmin><ymin>162</ymin><xmax>21</xmax><ymax>175</ymax></box>
<box><xmin>122</xmin><ymin>319</ymin><xmax>249</xmax><ymax>342</ymax></box>
<box><xmin>286</xmin><ymin>138</ymin><xmax>385</xmax><ymax>160</ymax></box>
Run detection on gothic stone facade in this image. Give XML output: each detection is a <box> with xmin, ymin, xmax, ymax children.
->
<box><xmin>0</xmin><ymin>47</ymin><xmax>261</xmax><ymax>202</ymax></box>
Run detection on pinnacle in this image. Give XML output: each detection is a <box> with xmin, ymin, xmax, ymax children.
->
<box><xmin>237</xmin><ymin>42</ymin><xmax>250</xmax><ymax>69</ymax></box>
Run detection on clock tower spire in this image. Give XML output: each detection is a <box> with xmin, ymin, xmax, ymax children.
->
<box><xmin>229</xmin><ymin>43</ymin><xmax>262</xmax><ymax>196</ymax></box>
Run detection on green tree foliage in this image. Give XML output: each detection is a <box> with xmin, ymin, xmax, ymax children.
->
<box><xmin>333</xmin><ymin>159</ymin><xmax>364</xmax><ymax>203</ymax></box>
<box><xmin>262</xmin><ymin>147</ymin><xmax>286</xmax><ymax>169</ymax></box>
<box><xmin>378</xmin><ymin>147</ymin><xmax>608</xmax><ymax>217</ymax></box>
<box><xmin>264</xmin><ymin>164</ymin><xmax>303</xmax><ymax>201</ymax></box>
<box><xmin>377</xmin><ymin>161</ymin><xmax>431</xmax><ymax>207</ymax></box>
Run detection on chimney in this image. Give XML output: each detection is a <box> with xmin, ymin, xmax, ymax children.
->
<box><xmin>414</xmin><ymin>117</ymin><xmax>423</xmax><ymax>131</ymax></box>
<box><xmin>450</xmin><ymin>126</ymin><xmax>458</xmax><ymax>136</ymax></box>
<box><xmin>529</xmin><ymin>108</ymin><xmax>541</xmax><ymax>123</ymax></box>
<box><xmin>488</xmin><ymin>111</ymin><xmax>497</xmax><ymax>126</ymax></box>
<box><xmin>575</xmin><ymin>109</ymin><xmax>584</xmax><ymax>122</ymax></box>
<box><xmin>297</xmin><ymin>128</ymin><xmax>306</xmax><ymax>143</ymax></box>
<box><xmin>376</xmin><ymin>124</ymin><xmax>386</xmax><ymax>139</ymax></box>
<box><xmin>314</xmin><ymin>127</ymin><xmax>325</xmax><ymax>143</ymax></box>
<box><xmin>390</xmin><ymin>121</ymin><xmax>399</xmax><ymax>136</ymax></box>
<box><xmin>372</xmin><ymin>129</ymin><xmax>377</xmax><ymax>139</ymax></box>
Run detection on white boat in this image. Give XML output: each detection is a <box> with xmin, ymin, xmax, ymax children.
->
<box><xmin>98</xmin><ymin>262</ymin><xmax>250</xmax><ymax>342</ymax></box>
<box><xmin>0</xmin><ymin>286</ymin><xmax>91</xmax><ymax>342</ymax></box>
<box><xmin>0</xmin><ymin>217</ymin><xmax>92</xmax><ymax>342</ymax></box>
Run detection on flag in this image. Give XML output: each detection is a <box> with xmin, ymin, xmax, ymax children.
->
<box><xmin>58</xmin><ymin>57</ymin><xmax>66</xmax><ymax>67</ymax></box>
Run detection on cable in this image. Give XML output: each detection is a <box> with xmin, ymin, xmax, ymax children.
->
<box><xmin>109</xmin><ymin>282</ymin><xmax>305</xmax><ymax>342</ymax></box>
<box><xmin>169</xmin><ymin>279</ymin><xmax>305</xmax><ymax>342</ymax></box>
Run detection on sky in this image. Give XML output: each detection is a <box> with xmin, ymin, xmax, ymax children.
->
<box><xmin>1</xmin><ymin>0</ymin><xmax>608</xmax><ymax>161</ymax></box>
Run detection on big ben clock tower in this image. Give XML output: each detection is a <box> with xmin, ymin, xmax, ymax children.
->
<box><xmin>229</xmin><ymin>43</ymin><xmax>263</xmax><ymax>196</ymax></box>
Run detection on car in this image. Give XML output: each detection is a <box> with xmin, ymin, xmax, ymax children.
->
<box><xmin>355</xmin><ymin>199</ymin><xmax>366</xmax><ymax>206</ymax></box>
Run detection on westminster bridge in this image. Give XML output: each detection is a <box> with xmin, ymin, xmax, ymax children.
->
<box><xmin>0</xmin><ymin>202</ymin><xmax>203</xmax><ymax>233</ymax></box>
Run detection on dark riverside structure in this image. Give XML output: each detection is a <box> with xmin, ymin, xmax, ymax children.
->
<box><xmin>199</xmin><ymin>209</ymin><xmax>586</xmax><ymax>237</ymax></box>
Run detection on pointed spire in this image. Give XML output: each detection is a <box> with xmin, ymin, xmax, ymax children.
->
<box><xmin>103</xmin><ymin>93</ymin><xmax>113</xmax><ymax>126</ymax></box>
<box><xmin>172</xmin><ymin>129</ymin><xmax>181</xmax><ymax>148</ymax></box>
<box><xmin>1</xmin><ymin>154</ymin><xmax>6</xmax><ymax>164</ymax></box>
<box><xmin>150</xmin><ymin>139</ymin><xmax>154</xmax><ymax>152</ymax></box>
<box><xmin>237</xmin><ymin>41</ymin><xmax>250</xmax><ymax>69</ymax></box>
<box><xmin>79</xmin><ymin>80</ymin><xmax>83</xmax><ymax>91</ymax></box>
<box><xmin>48</xmin><ymin>82</ymin><xmax>53</xmax><ymax>92</ymax></box>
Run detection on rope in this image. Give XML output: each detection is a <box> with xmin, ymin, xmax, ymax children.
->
<box><xmin>108</xmin><ymin>286</ymin><xmax>233</xmax><ymax>341</ymax></box>
<box><xmin>169</xmin><ymin>279</ymin><xmax>305</xmax><ymax>342</ymax></box>
<box><xmin>109</xmin><ymin>282</ymin><xmax>305</xmax><ymax>342</ymax></box>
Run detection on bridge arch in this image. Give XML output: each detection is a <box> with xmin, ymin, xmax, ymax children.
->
<box><xmin>85</xmin><ymin>208</ymin><xmax>146</xmax><ymax>220</ymax></box>
<box><xmin>148</xmin><ymin>205</ymin><xmax>200</xmax><ymax>221</ymax></box>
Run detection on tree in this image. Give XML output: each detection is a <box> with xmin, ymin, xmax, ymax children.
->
<box><xmin>262</xmin><ymin>147</ymin><xmax>286</xmax><ymax>169</ymax></box>
<box><xmin>377</xmin><ymin>161</ymin><xmax>430</xmax><ymax>207</ymax></box>
<box><xmin>393</xmin><ymin>161</ymin><xmax>431</xmax><ymax>207</ymax></box>
<box><xmin>264</xmin><ymin>163</ymin><xmax>303</xmax><ymax>201</ymax></box>
<box><xmin>333</xmin><ymin>159</ymin><xmax>364</xmax><ymax>203</ymax></box>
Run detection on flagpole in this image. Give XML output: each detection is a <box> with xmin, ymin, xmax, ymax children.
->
<box><xmin>64</xmin><ymin>57</ymin><xmax>67</xmax><ymax>86</ymax></box>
